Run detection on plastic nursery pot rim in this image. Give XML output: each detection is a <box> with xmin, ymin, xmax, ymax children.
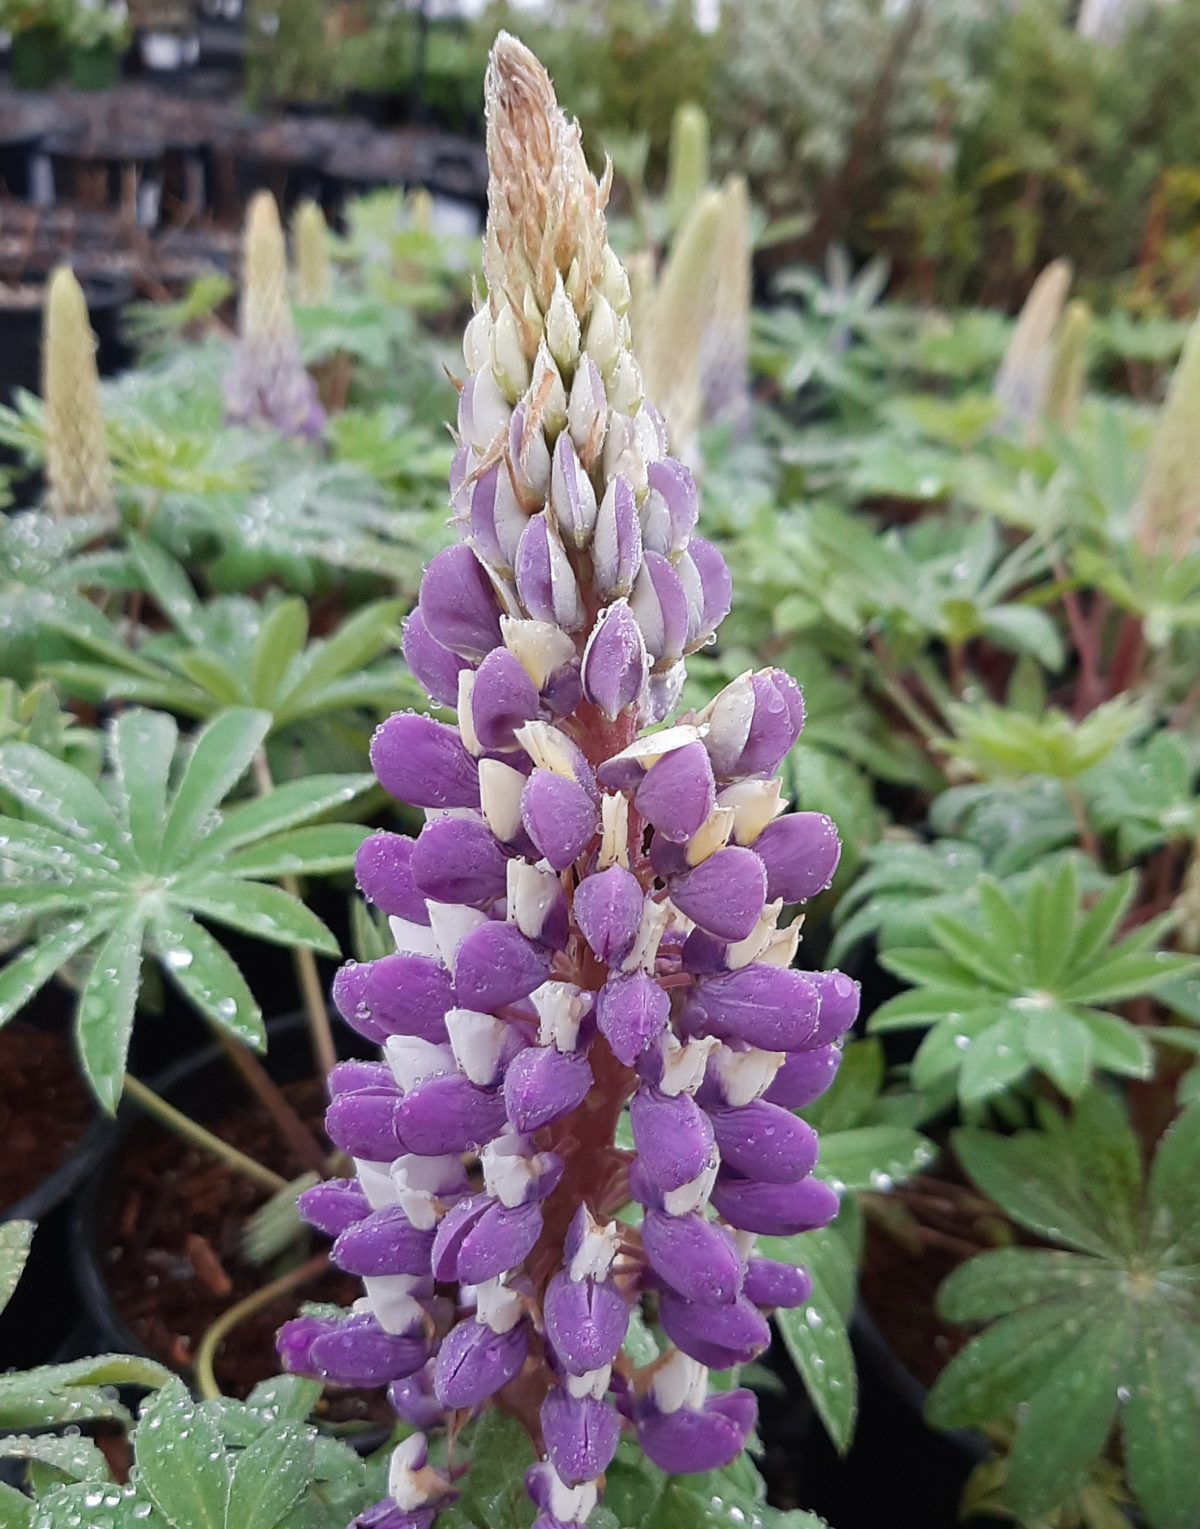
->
<box><xmin>71</xmin><ymin>1011</ymin><xmax>312</xmax><ymax>1366</ymax></box>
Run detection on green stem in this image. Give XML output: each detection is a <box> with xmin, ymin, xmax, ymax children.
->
<box><xmin>122</xmin><ymin>1074</ymin><xmax>287</xmax><ymax>1195</ymax></box>
<box><xmin>252</xmin><ymin>750</ymin><xmax>338</xmax><ymax>1080</ymax></box>
<box><xmin>194</xmin><ymin>1252</ymin><xmax>328</xmax><ymax>1400</ymax></box>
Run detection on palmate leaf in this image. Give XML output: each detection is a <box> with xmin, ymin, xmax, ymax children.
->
<box><xmin>930</xmin><ymin>1096</ymin><xmax>1200</xmax><ymax>1529</ymax></box>
<box><xmin>0</xmin><ymin>1222</ymin><xmax>34</xmax><ymax>1315</ymax></box>
<box><xmin>0</xmin><ymin>712</ymin><xmax>364</xmax><ymax>1106</ymax></box>
<box><xmin>871</xmin><ymin>866</ymin><xmax>1186</xmax><ymax>1107</ymax></box>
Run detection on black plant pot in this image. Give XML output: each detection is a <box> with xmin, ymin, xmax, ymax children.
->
<box><xmin>1</xmin><ymin>1023</ymin><xmax>114</xmax><ymax>1369</ymax></box>
<box><xmin>0</xmin><ymin>129</ymin><xmax>45</xmax><ymax>199</ymax></box>
<box><xmin>73</xmin><ymin>1010</ymin><xmax>368</xmax><ymax>1381</ymax></box>
<box><xmin>232</xmin><ymin>144</ymin><xmax>325</xmax><ymax>217</ymax></box>
<box><xmin>45</xmin><ymin>132</ymin><xmax>166</xmax><ymax>227</ymax></box>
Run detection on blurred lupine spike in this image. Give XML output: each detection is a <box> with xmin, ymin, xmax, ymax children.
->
<box><xmin>994</xmin><ymin>257</ymin><xmax>1073</xmax><ymax>438</ymax></box>
<box><xmin>1136</xmin><ymin>297</ymin><xmax>1200</xmax><ymax>557</ymax></box>
<box><xmin>665</xmin><ymin>101</ymin><xmax>711</xmax><ymax>235</ymax></box>
<box><xmin>700</xmin><ymin>176</ymin><xmax>753</xmax><ymax>439</ymax></box>
<box><xmin>42</xmin><ymin>266</ymin><xmax>115</xmax><ymax>523</ymax></box>
<box><xmin>1043</xmin><ymin>298</ymin><xmax>1091</xmax><ymax>433</ymax></box>
<box><xmin>225</xmin><ymin>190</ymin><xmax>326</xmax><ymax>441</ymax></box>
<box><xmin>284</xmin><ymin>33</ymin><xmax>855</xmax><ymax>1528</ymax></box>
<box><xmin>293</xmin><ymin>198</ymin><xmax>333</xmax><ymax>307</ymax></box>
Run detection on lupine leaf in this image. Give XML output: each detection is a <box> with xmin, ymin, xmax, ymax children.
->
<box><xmin>938</xmin><ymin>1247</ymin><xmax>1118</xmax><ymax>1322</ymax></box>
<box><xmin>159</xmin><ymin>709</ymin><xmax>271</xmax><ymax>868</ymax></box>
<box><xmin>0</xmin><ymin>744</ymin><xmax>123</xmax><ymax>854</ymax></box>
<box><xmin>76</xmin><ymin>913</ymin><xmax>147</xmax><ymax>1112</ymax></box>
<box><xmin>136</xmin><ymin>1379</ymin><xmax>231</xmax><ymax>1529</ymax></box>
<box><xmin>959</xmin><ymin>1017</ymin><xmax>1029</xmax><ymax>1105</ymax></box>
<box><xmin>226</xmin><ymin>824</ymin><xmax>369</xmax><ymax>880</ymax></box>
<box><xmin>1122</xmin><ymin>1312</ymin><xmax>1200</xmax><ymax>1529</ymax></box>
<box><xmin>1145</xmin><ymin>1104</ymin><xmax>1200</xmax><ymax>1257</ymax></box>
<box><xmin>283</xmin><ymin>598</ymin><xmax>403</xmax><ymax>698</ymax></box>
<box><xmin>1023</xmin><ymin>1006</ymin><xmax>1092</xmax><ymax>1097</ymax></box>
<box><xmin>0</xmin><ymin>916</ymin><xmax>117</xmax><ymax>1031</ymax></box>
<box><xmin>108</xmin><ymin>710</ymin><xmax>177</xmax><ymax>872</ymax></box>
<box><xmin>177</xmin><ymin>878</ymin><xmax>339</xmax><ymax>956</ymax></box>
<box><xmin>451</xmin><ymin>1411</ymin><xmax>535</xmax><ymax>1529</ymax></box>
<box><xmin>0</xmin><ymin>1480</ymin><xmax>32</xmax><ymax>1529</ymax></box>
<box><xmin>0</xmin><ymin>1354</ymin><xmax>170</xmax><ymax>1430</ymax></box>
<box><xmin>150</xmin><ymin>912</ymin><xmax>265</xmax><ymax>1050</ymax></box>
<box><xmin>193</xmin><ymin>775</ymin><xmax>374</xmax><ymax>862</ymax></box>
<box><xmin>770</xmin><ymin>1224</ymin><xmax>857</xmax><ymax>1451</ymax></box>
<box><xmin>0</xmin><ymin>1434</ymin><xmax>107</xmax><ymax>1483</ymax></box>
<box><xmin>815</xmin><ymin>1126</ymin><xmax>935</xmax><ymax>1192</ymax></box>
<box><xmin>251</xmin><ymin>599</ymin><xmax>309</xmax><ymax>709</ymax></box>
<box><xmin>26</xmin><ymin>1482</ymin><xmax>161</xmax><ymax>1529</ymax></box>
<box><xmin>0</xmin><ymin>1221</ymin><xmax>34</xmax><ymax>1314</ymax></box>
<box><xmin>227</xmin><ymin>1421</ymin><xmax>315</xmax><ymax>1529</ymax></box>
<box><xmin>953</xmin><ymin>1128</ymin><xmax>1114</xmax><ymax>1256</ymax></box>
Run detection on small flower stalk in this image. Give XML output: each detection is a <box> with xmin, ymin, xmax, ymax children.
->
<box><xmin>293</xmin><ymin>199</ymin><xmax>334</xmax><ymax>308</ymax></box>
<box><xmin>225</xmin><ymin>191</ymin><xmax>326</xmax><ymax>441</ymax></box>
<box><xmin>281</xmin><ymin>35</ymin><xmax>855</xmax><ymax>1525</ymax></box>
<box><xmin>42</xmin><ymin>266</ymin><xmax>115</xmax><ymax>523</ymax></box>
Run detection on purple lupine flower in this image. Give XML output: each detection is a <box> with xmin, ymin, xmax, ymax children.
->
<box><xmin>282</xmin><ymin>35</ymin><xmax>857</xmax><ymax>1525</ymax></box>
<box><xmin>224</xmin><ymin>192</ymin><xmax>326</xmax><ymax>441</ymax></box>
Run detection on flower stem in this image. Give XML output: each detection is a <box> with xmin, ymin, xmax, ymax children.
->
<box><xmin>213</xmin><ymin>1028</ymin><xmax>330</xmax><ymax>1177</ymax></box>
<box><xmin>252</xmin><ymin>750</ymin><xmax>338</xmax><ymax>1080</ymax></box>
<box><xmin>194</xmin><ymin>1251</ymin><xmax>329</xmax><ymax>1399</ymax></box>
<box><xmin>122</xmin><ymin>1073</ymin><xmax>287</xmax><ymax>1195</ymax></box>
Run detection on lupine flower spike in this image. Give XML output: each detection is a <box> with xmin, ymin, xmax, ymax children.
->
<box><xmin>42</xmin><ymin>266</ymin><xmax>115</xmax><ymax>523</ymax></box>
<box><xmin>225</xmin><ymin>190</ymin><xmax>326</xmax><ymax>440</ymax></box>
<box><xmin>281</xmin><ymin>35</ymin><xmax>857</xmax><ymax>1527</ymax></box>
<box><xmin>293</xmin><ymin>199</ymin><xmax>334</xmax><ymax>308</ymax></box>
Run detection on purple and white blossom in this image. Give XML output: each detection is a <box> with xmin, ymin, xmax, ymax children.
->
<box><xmin>281</xmin><ymin>34</ymin><xmax>857</xmax><ymax>1525</ymax></box>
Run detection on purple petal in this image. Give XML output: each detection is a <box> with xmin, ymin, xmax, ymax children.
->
<box><xmin>411</xmin><ymin>817</ymin><xmax>509</xmax><ymax>907</ymax></box>
<box><xmin>683</xmin><ymin>536</ymin><xmax>732</xmax><ymax>641</ymax></box>
<box><xmin>596</xmin><ymin>971</ymin><xmax>670</xmax><ymax>1066</ymax></box>
<box><xmin>638</xmin><ymin>1390</ymin><xmax>756</xmax><ymax>1475</ymax></box>
<box><xmin>457</xmin><ymin>1199</ymin><xmax>544</xmax><ymax>1284</ymax></box>
<box><xmin>309</xmin><ymin>1314</ymin><xmax>428</xmax><ymax>1388</ymax></box>
<box><xmin>550</xmin><ymin>433</ymin><xmax>599</xmax><ymax>547</ymax></box>
<box><xmin>355</xmin><ymin>833</ymin><xmax>429</xmax><ymax>924</ymax></box>
<box><xmin>641</xmin><ymin>1209</ymin><xmax>744</xmax><ymax>1305</ymax></box>
<box><xmin>326</xmin><ymin>1089</ymin><xmax>404</xmax><ymax>1159</ymax></box>
<box><xmin>430</xmin><ymin>1194</ymin><xmax>491</xmax><ymax>1282</ymax></box>
<box><xmin>433</xmin><ymin>1318</ymin><xmax>528</xmax><ymax>1409</ymax></box>
<box><xmin>278</xmin><ymin>1316</ymin><xmax>329</xmax><ymax>1374</ymax></box>
<box><xmin>809</xmin><ymin>970</ymin><xmax>861</xmax><ymax>1046</ymax></box>
<box><xmin>364</xmin><ymin>953</ymin><xmax>456</xmax><ymax>1044</ymax></box>
<box><xmin>643</xmin><ymin>458</ymin><xmax>698</xmax><ymax>555</ymax></box>
<box><xmin>403</xmin><ymin>610</ymin><xmax>472</xmax><ymax>709</ymax></box>
<box><xmin>709</xmin><ymin>1174</ymin><xmax>840</xmax><ymax>1237</ymax></box>
<box><xmin>580</xmin><ymin>601</ymin><xmax>648</xmax><ymax>721</ymax></box>
<box><xmin>329</xmin><ymin>1060</ymin><xmax>394</xmax><ymax>1096</ymax></box>
<box><xmin>333</xmin><ymin>1206</ymin><xmax>437</xmax><ymax>1277</ymax></box>
<box><xmin>631</xmin><ymin>551</ymin><xmax>689</xmax><ymax>664</ymax></box>
<box><xmin>593</xmin><ymin>476</ymin><xmax>642</xmax><ymax>600</ymax></box>
<box><xmin>504</xmin><ymin>1045</ymin><xmax>593</xmax><ymax>1132</ymax></box>
<box><xmin>541</xmin><ymin>1391</ymin><xmax>621</xmax><ymax>1488</ymax></box>
<box><xmin>396</xmin><ymin>1074</ymin><xmax>509</xmax><ymax>1155</ymax></box>
<box><xmin>743</xmin><ymin>1257</ymin><xmax>813</xmax><ymax>1309</ymax></box>
<box><xmin>333</xmin><ymin>961</ymin><xmax>383</xmax><ymax>1043</ymax></box>
<box><xmin>764</xmin><ymin>1044</ymin><xmax>843</xmax><ymax>1109</ymax></box>
<box><xmin>658</xmin><ymin>1292</ymin><xmax>770</xmax><ymax>1369</ymax></box>
<box><xmin>634</xmin><ymin>743</ymin><xmax>715</xmax><ymax>844</ymax></box>
<box><xmin>629</xmin><ymin>1087</ymin><xmax>715</xmax><ymax>1194</ymax></box>
<box><xmin>471</xmin><ymin>648</ymin><xmax>541</xmax><ymax>750</ymax></box>
<box><xmin>388</xmin><ymin>1367</ymin><xmax>443</xmax><ymax>1431</ymax></box>
<box><xmin>692</xmin><ymin>964</ymin><xmax>821</xmax><ymax>1051</ymax></box>
<box><xmin>543</xmin><ymin>1272</ymin><xmax>629</xmax><ymax>1374</ymax></box>
<box><xmin>753</xmin><ymin>813</ymin><xmax>841</xmax><ymax>903</ymax></box>
<box><xmin>670</xmin><ymin>847</ymin><xmax>767</xmax><ymax>942</ymax></box>
<box><xmin>298</xmin><ymin>1178</ymin><xmax>369</xmax><ymax>1237</ymax></box>
<box><xmin>707</xmin><ymin>1101</ymin><xmax>819</xmax><ymax>1184</ymax></box>
<box><xmin>419</xmin><ymin>544</ymin><xmax>502</xmax><ymax>660</ymax></box>
<box><xmin>372</xmin><ymin>715</ymin><xmax>479</xmax><ymax>810</ymax></box>
<box><xmin>574</xmin><ymin>866</ymin><xmax>645</xmax><ymax>964</ymax></box>
<box><xmin>521</xmin><ymin>770</ymin><xmax>599</xmax><ymax>871</ymax></box>
<box><xmin>454</xmin><ymin>920</ymin><xmax>552</xmax><ymax>1011</ymax></box>
<box><xmin>515</xmin><ymin>511</ymin><xmax>584</xmax><ymax>631</ymax></box>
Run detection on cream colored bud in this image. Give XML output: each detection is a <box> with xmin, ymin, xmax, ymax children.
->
<box><xmin>42</xmin><ymin>267</ymin><xmax>114</xmax><ymax>523</ymax></box>
<box><xmin>584</xmin><ymin>294</ymin><xmax>622</xmax><ymax>373</ymax></box>
<box><xmin>545</xmin><ymin>274</ymin><xmax>582</xmax><ymax>375</ymax></box>
<box><xmin>463</xmin><ymin>303</ymin><xmax>494</xmax><ymax>373</ymax></box>
<box><xmin>491</xmin><ymin>302</ymin><xmax>532</xmax><ymax>402</ymax></box>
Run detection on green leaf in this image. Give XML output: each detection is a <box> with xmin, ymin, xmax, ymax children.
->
<box><xmin>930</xmin><ymin>908</ymin><xmax>1022</xmax><ymax>991</ymax></box>
<box><xmin>284</xmin><ymin>599</ymin><xmax>402</xmax><ymax>699</ymax></box>
<box><xmin>0</xmin><ymin>1479</ymin><xmax>31</xmax><ymax>1529</ymax></box>
<box><xmin>953</xmin><ymin>1128</ymin><xmax>1114</xmax><ymax>1257</ymax></box>
<box><xmin>452</xmin><ymin>1411</ymin><xmax>536</xmax><ymax>1529</ymax></box>
<box><xmin>816</xmin><ymin>1126</ymin><xmax>934</xmax><ymax>1193</ymax></box>
<box><xmin>129</xmin><ymin>535</ymin><xmax>203</xmax><ymax>641</ymax></box>
<box><xmin>77</xmin><ymin>913</ymin><xmax>147</xmax><ymax>1113</ymax></box>
<box><xmin>804</xmin><ymin>1038</ymin><xmax>882</xmax><ymax>1133</ymax></box>
<box><xmin>227</xmin><ymin>1421</ymin><xmax>315</xmax><ymax>1529</ymax></box>
<box><xmin>1123</xmin><ymin>1313</ymin><xmax>1200</xmax><ymax>1529</ymax></box>
<box><xmin>174</xmin><ymin>651</ymin><xmax>247</xmax><ymax>707</ymax></box>
<box><xmin>1068</xmin><ymin>875</ymin><xmax>1137</xmax><ymax>972</ymax></box>
<box><xmin>136</xmin><ymin>1378</ymin><xmax>231</xmax><ymax>1529</ymax></box>
<box><xmin>243</xmin><ymin>1376</ymin><xmax>323</xmax><ymax>1426</ymax></box>
<box><xmin>0</xmin><ymin>1353</ymin><xmax>170</xmax><ymax>1431</ymax></box>
<box><xmin>1072</xmin><ymin>1008</ymin><xmax>1152</xmax><ymax>1078</ymax></box>
<box><xmin>26</xmin><ymin>1482</ymin><xmax>161</xmax><ymax>1529</ymax></box>
<box><xmin>226</xmin><ymin>824</ymin><xmax>369</xmax><ymax>879</ymax></box>
<box><xmin>771</xmin><ymin>1225</ymin><xmax>857</xmax><ymax>1450</ymax></box>
<box><xmin>927</xmin><ymin>1295</ymin><xmax>1104</xmax><ymax>1430</ymax></box>
<box><xmin>251</xmin><ymin>600</ymin><xmax>309</xmax><ymax>710</ymax></box>
<box><xmin>1005</xmin><ymin>1305</ymin><xmax>1129</xmax><ymax>1521</ymax></box>
<box><xmin>0</xmin><ymin>1221</ymin><xmax>34</xmax><ymax>1315</ymax></box>
<box><xmin>159</xmin><ymin>710</ymin><xmax>272</xmax><ymax>870</ymax></box>
<box><xmin>194</xmin><ymin>775</ymin><xmax>374</xmax><ymax>862</ymax></box>
<box><xmin>1146</xmin><ymin>1104</ymin><xmax>1200</xmax><ymax>1257</ymax></box>
<box><xmin>1024</xmin><ymin>858</ymin><xmax>1077</xmax><ymax>989</ymax></box>
<box><xmin>150</xmin><ymin>912</ymin><xmax>265</xmax><ymax>1050</ymax></box>
<box><xmin>1023</xmin><ymin>1007</ymin><xmax>1092</xmax><ymax>1097</ymax></box>
<box><xmin>938</xmin><ymin>1248</ymin><xmax>1117</xmax><ymax>1322</ymax></box>
<box><xmin>0</xmin><ymin>912</ymin><xmax>113</xmax><ymax>1026</ymax></box>
<box><xmin>959</xmin><ymin>1017</ymin><xmax>1030</xmax><ymax>1106</ymax></box>
<box><xmin>178</xmin><ymin>878</ymin><xmax>339</xmax><ymax>956</ymax></box>
<box><xmin>0</xmin><ymin>744</ymin><xmax>123</xmax><ymax>854</ymax></box>
<box><xmin>0</xmin><ymin>1434</ymin><xmax>107</xmax><ymax>1484</ymax></box>
<box><xmin>108</xmin><ymin>709</ymin><xmax>177</xmax><ymax>871</ymax></box>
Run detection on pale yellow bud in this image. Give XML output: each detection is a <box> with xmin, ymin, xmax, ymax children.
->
<box><xmin>994</xmin><ymin>259</ymin><xmax>1072</xmax><ymax>438</ymax></box>
<box><xmin>665</xmin><ymin>102</ymin><xmax>711</xmax><ymax>235</ymax></box>
<box><xmin>1044</xmin><ymin>299</ymin><xmax>1091</xmax><ymax>432</ymax></box>
<box><xmin>292</xmin><ymin>199</ymin><xmax>332</xmax><ymax>306</ymax></box>
<box><xmin>42</xmin><ymin>267</ymin><xmax>114</xmax><ymax>523</ymax></box>
<box><xmin>1135</xmin><ymin>303</ymin><xmax>1200</xmax><ymax>556</ymax></box>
